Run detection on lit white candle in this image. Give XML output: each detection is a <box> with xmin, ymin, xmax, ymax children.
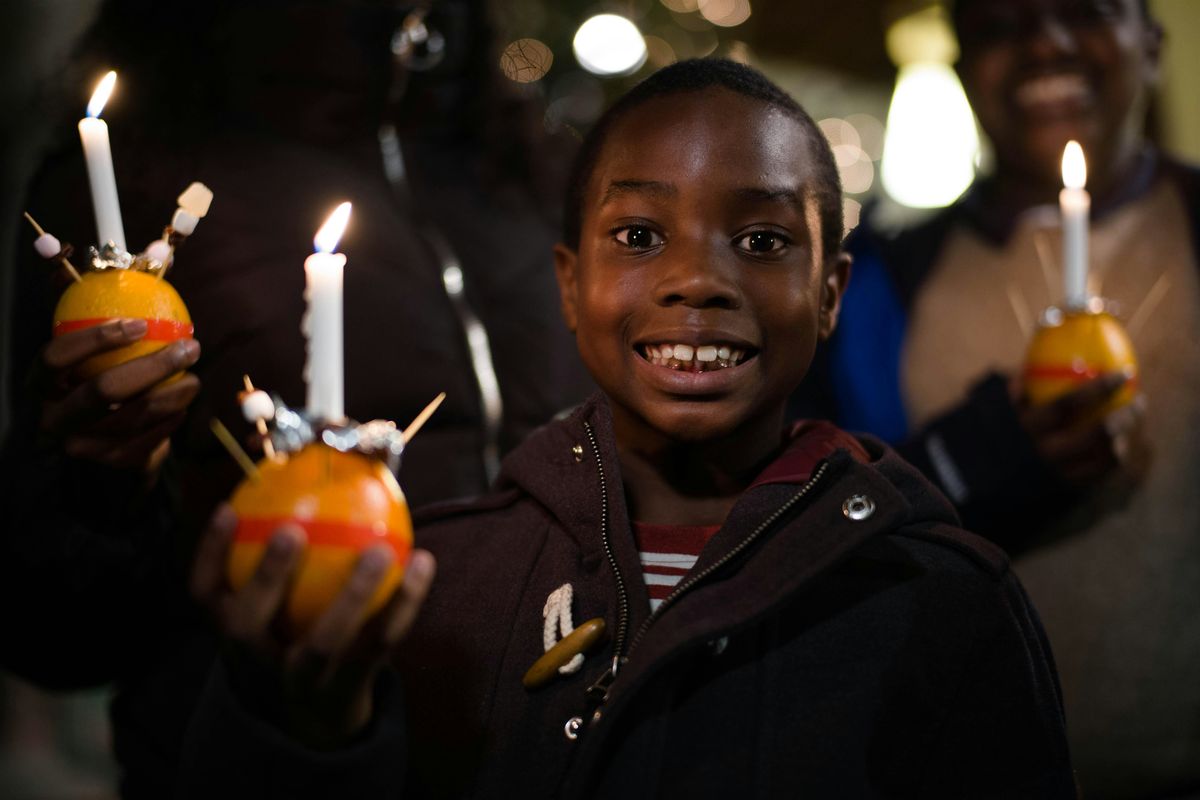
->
<box><xmin>303</xmin><ymin>202</ymin><xmax>351</xmax><ymax>422</ymax></box>
<box><xmin>1060</xmin><ymin>140</ymin><xmax>1090</xmax><ymax>309</ymax></box>
<box><xmin>77</xmin><ymin>71</ymin><xmax>126</xmax><ymax>251</ymax></box>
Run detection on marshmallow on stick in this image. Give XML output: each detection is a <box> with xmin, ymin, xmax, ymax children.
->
<box><xmin>150</xmin><ymin>182</ymin><xmax>214</xmax><ymax>277</ymax></box>
<box><xmin>23</xmin><ymin>212</ymin><xmax>82</xmax><ymax>283</ymax></box>
<box><xmin>239</xmin><ymin>374</ymin><xmax>278</xmax><ymax>460</ymax></box>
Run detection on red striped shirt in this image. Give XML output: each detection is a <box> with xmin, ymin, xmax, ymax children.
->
<box><xmin>632</xmin><ymin>522</ymin><xmax>722</xmax><ymax>611</ymax></box>
<box><xmin>631</xmin><ymin>421</ymin><xmax>869</xmax><ymax>611</ymax></box>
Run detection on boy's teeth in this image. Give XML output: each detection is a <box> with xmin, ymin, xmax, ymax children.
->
<box><xmin>644</xmin><ymin>343</ymin><xmax>749</xmax><ymax>371</ymax></box>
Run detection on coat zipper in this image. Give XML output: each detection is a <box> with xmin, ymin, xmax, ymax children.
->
<box><xmin>578</xmin><ymin>419</ymin><xmax>831</xmax><ymax>713</ymax></box>
<box><xmin>623</xmin><ymin>459</ymin><xmax>832</xmax><ymax>659</ymax></box>
<box><xmin>582</xmin><ymin>421</ymin><xmax>629</xmax><ymax>707</ymax></box>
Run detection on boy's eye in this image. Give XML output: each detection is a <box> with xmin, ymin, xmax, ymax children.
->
<box><xmin>734</xmin><ymin>231</ymin><xmax>789</xmax><ymax>254</ymax></box>
<box><xmin>614</xmin><ymin>226</ymin><xmax>663</xmax><ymax>250</ymax></box>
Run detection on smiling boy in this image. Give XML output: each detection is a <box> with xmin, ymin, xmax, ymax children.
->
<box><xmin>184</xmin><ymin>60</ymin><xmax>1074</xmax><ymax>798</ymax></box>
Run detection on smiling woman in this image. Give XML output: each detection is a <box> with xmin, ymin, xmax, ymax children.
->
<box><xmin>823</xmin><ymin>1</ymin><xmax>1200</xmax><ymax>795</ymax></box>
<box><xmin>952</xmin><ymin>0</ymin><xmax>1161</xmax><ymax>198</ymax></box>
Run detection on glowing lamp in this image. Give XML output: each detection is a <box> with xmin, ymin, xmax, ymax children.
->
<box><xmin>879</xmin><ymin>8</ymin><xmax>979</xmax><ymax>209</ymax></box>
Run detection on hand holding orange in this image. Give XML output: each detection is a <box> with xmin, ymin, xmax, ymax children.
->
<box><xmin>1023</xmin><ymin>309</ymin><xmax>1138</xmax><ymax>414</ymax></box>
<box><xmin>52</xmin><ymin>269</ymin><xmax>193</xmax><ymax>380</ymax></box>
<box><xmin>227</xmin><ymin>444</ymin><xmax>413</xmax><ymax>632</ymax></box>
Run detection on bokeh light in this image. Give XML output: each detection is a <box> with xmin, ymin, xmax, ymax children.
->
<box><xmin>643</xmin><ymin>35</ymin><xmax>678</xmax><ymax>68</ymax></box>
<box><xmin>725</xmin><ymin>40</ymin><xmax>751</xmax><ymax>64</ymax></box>
<box><xmin>672</xmin><ymin>8</ymin><xmax>717</xmax><ymax>31</ymax></box>
<box><xmin>659</xmin><ymin>0</ymin><xmax>700</xmax><ymax>12</ymax></box>
<box><xmin>843</xmin><ymin>198</ymin><xmax>862</xmax><ymax>232</ymax></box>
<box><xmin>654</xmin><ymin>25</ymin><xmax>697</xmax><ymax>60</ymax></box>
<box><xmin>573</xmin><ymin>14</ymin><xmax>648</xmax><ymax>76</ymax></box>
<box><xmin>846</xmin><ymin>113</ymin><xmax>885</xmax><ymax>161</ymax></box>
<box><xmin>833</xmin><ymin>144</ymin><xmax>875</xmax><ymax>194</ymax></box>
<box><xmin>819</xmin><ymin>118</ymin><xmax>861</xmax><ymax>150</ymax></box>
<box><xmin>500</xmin><ymin>38</ymin><xmax>554</xmax><ymax>83</ymax></box>
<box><xmin>699</xmin><ymin>0</ymin><xmax>752</xmax><ymax>27</ymax></box>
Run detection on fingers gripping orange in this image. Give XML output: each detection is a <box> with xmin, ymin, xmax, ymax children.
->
<box><xmin>228</xmin><ymin>445</ymin><xmax>413</xmax><ymax>632</ymax></box>
<box><xmin>53</xmin><ymin>269</ymin><xmax>193</xmax><ymax>378</ymax></box>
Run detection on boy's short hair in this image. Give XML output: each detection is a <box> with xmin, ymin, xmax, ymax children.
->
<box><xmin>562</xmin><ymin>58</ymin><xmax>845</xmax><ymax>263</ymax></box>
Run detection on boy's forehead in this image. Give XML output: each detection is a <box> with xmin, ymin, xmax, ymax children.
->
<box><xmin>589</xmin><ymin>89</ymin><xmax>821</xmax><ymax>200</ymax></box>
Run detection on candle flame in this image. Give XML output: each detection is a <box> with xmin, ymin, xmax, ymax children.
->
<box><xmin>313</xmin><ymin>201</ymin><xmax>352</xmax><ymax>253</ymax></box>
<box><xmin>1062</xmin><ymin>140</ymin><xmax>1087</xmax><ymax>190</ymax></box>
<box><xmin>87</xmin><ymin>71</ymin><xmax>117</xmax><ymax>118</ymax></box>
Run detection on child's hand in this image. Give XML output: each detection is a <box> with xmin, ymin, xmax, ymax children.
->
<box><xmin>190</xmin><ymin>504</ymin><xmax>436</xmax><ymax>749</ymax></box>
<box><xmin>38</xmin><ymin>319</ymin><xmax>200</xmax><ymax>475</ymax></box>
<box><xmin>1018</xmin><ymin>371</ymin><xmax>1150</xmax><ymax>489</ymax></box>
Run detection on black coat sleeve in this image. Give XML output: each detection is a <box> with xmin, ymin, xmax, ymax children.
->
<box><xmin>920</xmin><ymin>570</ymin><xmax>1076</xmax><ymax>798</ymax></box>
<box><xmin>177</xmin><ymin>659</ymin><xmax>409</xmax><ymax>800</ymax></box>
<box><xmin>894</xmin><ymin>373</ymin><xmax>1069</xmax><ymax>552</ymax></box>
<box><xmin>0</xmin><ymin>408</ymin><xmax>188</xmax><ymax>688</ymax></box>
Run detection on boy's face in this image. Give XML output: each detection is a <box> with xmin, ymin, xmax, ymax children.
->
<box><xmin>955</xmin><ymin>0</ymin><xmax>1161</xmax><ymax>187</ymax></box>
<box><xmin>555</xmin><ymin>88</ymin><xmax>849</xmax><ymax>446</ymax></box>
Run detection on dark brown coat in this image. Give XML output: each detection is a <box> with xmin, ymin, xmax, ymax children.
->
<box><xmin>181</xmin><ymin>393</ymin><xmax>1074</xmax><ymax>799</ymax></box>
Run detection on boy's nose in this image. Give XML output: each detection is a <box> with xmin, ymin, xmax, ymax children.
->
<box><xmin>652</xmin><ymin>245</ymin><xmax>741</xmax><ymax>310</ymax></box>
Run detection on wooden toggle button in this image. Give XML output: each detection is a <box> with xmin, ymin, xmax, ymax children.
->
<box><xmin>522</xmin><ymin>618</ymin><xmax>607</xmax><ymax>690</ymax></box>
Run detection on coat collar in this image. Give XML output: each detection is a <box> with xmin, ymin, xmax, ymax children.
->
<box><xmin>495</xmin><ymin>392</ymin><xmax>959</xmax><ymax>684</ymax></box>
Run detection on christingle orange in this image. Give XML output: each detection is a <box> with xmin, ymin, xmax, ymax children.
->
<box><xmin>33</xmin><ymin>182</ymin><xmax>212</xmax><ymax>379</ymax></box>
<box><xmin>228</xmin><ymin>443</ymin><xmax>413</xmax><ymax>632</ymax></box>
<box><xmin>53</xmin><ymin>267</ymin><xmax>192</xmax><ymax>378</ymax></box>
<box><xmin>219</xmin><ymin>390</ymin><xmax>444</xmax><ymax>632</ymax></box>
<box><xmin>1024</xmin><ymin>307</ymin><xmax>1138</xmax><ymax>413</ymax></box>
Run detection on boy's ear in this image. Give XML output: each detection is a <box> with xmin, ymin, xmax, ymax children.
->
<box><xmin>817</xmin><ymin>253</ymin><xmax>852</xmax><ymax>340</ymax></box>
<box><xmin>553</xmin><ymin>243</ymin><xmax>579</xmax><ymax>334</ymax></box>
